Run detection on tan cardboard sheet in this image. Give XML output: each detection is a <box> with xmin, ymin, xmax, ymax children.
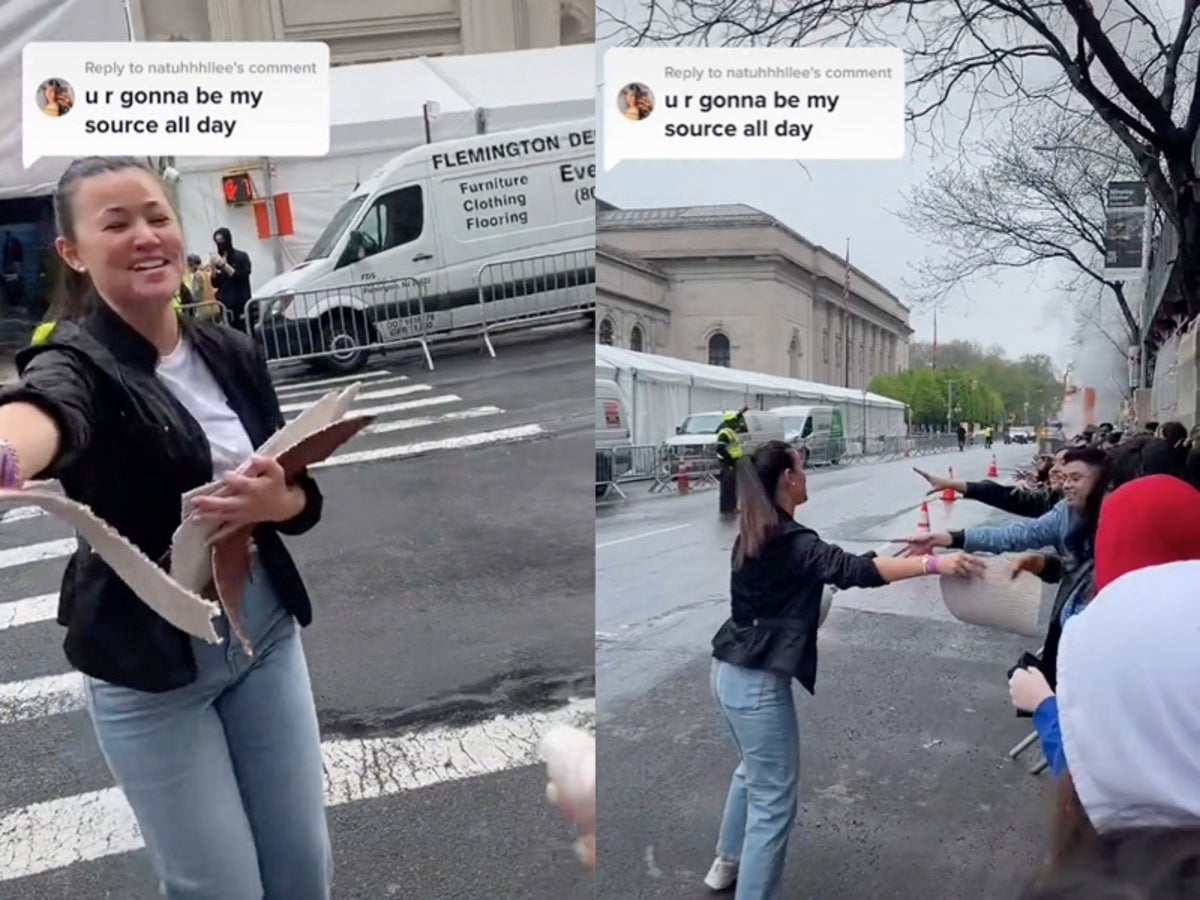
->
<box><xmin>939</xmin><ymin>557</ymin><xmax>1043</xmax><ymax>637</ymax></box>
<box><xmin>0</xmin><ymin>384</ymin><xmax>374</xmax><ymax>649</ymax></box>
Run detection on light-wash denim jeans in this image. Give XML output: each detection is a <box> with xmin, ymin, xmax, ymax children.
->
<box><xmin>83</xmin><ymin>559</ymin><xmax>332</xmax><ymax>900</ymax></box>
<box><xmin>711</xmin><ymin>658</ymin><xmax>800</xmax><ymax>900</ymax></box>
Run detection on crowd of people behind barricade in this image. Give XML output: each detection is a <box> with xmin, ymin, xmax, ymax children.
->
<box><xmin>908</xmin><ymin>418</ymin><xmax>1200</xmax><ymax>898</ymax></box>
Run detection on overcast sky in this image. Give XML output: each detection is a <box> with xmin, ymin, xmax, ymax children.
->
<box><xmin>593</xmin><ymin>2</ymin><xmax>1174</xmax><ymax>371</ymax></box>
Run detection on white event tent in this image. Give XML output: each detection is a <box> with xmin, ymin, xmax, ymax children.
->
<box><xmin>0</xmin><ymin>7</ymin><xmax>592</xmax><ymax>289</ymax></box>
<box><xmin>0</xmin><ymin>0</ymin><xmax>134</xmax><ymax>200</ymax></box>
<box><xmin>170</xmin><ymin>44</ymin><xmax>593</xmax><ymax>287</ymax></box>
<box><xmin>596</xmin><ymin>344</ymin><xmax>909</xmax><ymax>449</ymax></box>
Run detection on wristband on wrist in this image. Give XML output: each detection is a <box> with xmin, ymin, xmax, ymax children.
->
<box><xmin>923</xmin><ymin>554</ymin><xmax>939</xmax><ymax>575</ymax></box>
<box><xmin>0</xmin><ymin>439</ymin><xmax>22</xmax><ymax>489</ymax></box>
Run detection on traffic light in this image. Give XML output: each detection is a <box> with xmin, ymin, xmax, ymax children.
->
<box><xmin>221</xmin><ymin>172</ymin><xmax>255</xmax><ymax>205</ymax></box>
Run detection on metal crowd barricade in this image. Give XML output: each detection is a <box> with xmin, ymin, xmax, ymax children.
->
<box><xmin>178</xmin><ymin>300</ymin><xmax>230</xmax><ymax>325</ymax></box>
<box><xmin>244</xmin><ymin>276</ymin><xmax>433</xmax><ymax>371</ymax></box>
<box><xmin>595</xmin><ymin>448</ymin><xmax>627</xmax><ymax>501</ymax></box>
<box><xmin>476</xmin><ymin>247</ymin><xmax>596</xmax><ymax>357</ymax></box>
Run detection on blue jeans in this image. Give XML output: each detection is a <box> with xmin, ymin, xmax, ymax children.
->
<box><xmin>83</xmin><ymin>559</ymin><xmax>332</xmax><ymax>900</ymax></box>
<box><xmin>711</xmin><ymin>659</ymin><xmax>800</xmax><ymax>900</ymax></box>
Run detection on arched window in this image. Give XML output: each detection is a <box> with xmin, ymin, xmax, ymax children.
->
<box><xmin>708</xmin><ymin>331</ymin><xmax>731</xmax><ymax>367</ymax></box>
<box><xmin>630</xmin><ymin>325</ymin><xmax>644</xmax><ymax>352</ymax></box>
<box><xmin>598</xmin><ymin>317</ymin><xmax>614</xmax><ymax>346</ymax></box>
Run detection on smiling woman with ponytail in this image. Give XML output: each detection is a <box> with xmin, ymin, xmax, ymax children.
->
<box><xmin>0</xmin><ymin>157</ymin><xmax>331</xmax><ymax>899</ymax></box>
<box><xmin>702</xmin><ymin>440</ymin><xmax>983</xmax><ymax>898</ymax></box>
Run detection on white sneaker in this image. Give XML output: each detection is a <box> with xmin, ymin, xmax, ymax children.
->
<box><xmin>704</xmin><ymin>855</ymin><xmax>739</xmax><ymax>891</ymax></box>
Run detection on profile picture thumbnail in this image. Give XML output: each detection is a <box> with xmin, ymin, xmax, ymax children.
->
<box><xmin>618</xmin><ymin>82</ymin><xmax>654</xmax><ymax>121</ymax></box>
<box><xmin>37</xmin><ymin>78</ymin><xmax>74</xmax><ymax>118</ymax></box>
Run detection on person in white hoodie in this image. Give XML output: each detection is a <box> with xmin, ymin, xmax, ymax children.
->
<box><xmin>1023</xmin><ymin>476</ymin><xmax>1200</xmax><ymax>873</ymax></box>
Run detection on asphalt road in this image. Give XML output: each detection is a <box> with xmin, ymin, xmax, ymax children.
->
<box><xmin>0</xmin><ymin>323</ymin><xmax>595</xmax><ymax>899</ymax></box>
<box><xmin>596</xmin><ymin>443</ymin><xmax>1056</xmax><ymax>900</ymax></box>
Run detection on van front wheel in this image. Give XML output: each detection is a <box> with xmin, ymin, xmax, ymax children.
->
<box><xmin>314</xmin><ymin>314</ymin><xmax>371</xmax><ymax>374</ymax></box>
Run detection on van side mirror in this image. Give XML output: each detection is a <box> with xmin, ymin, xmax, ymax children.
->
<box><xmin>675</xmin><ymin>425</ymin><xmax>683</xmax><ymax>434</ymax></box>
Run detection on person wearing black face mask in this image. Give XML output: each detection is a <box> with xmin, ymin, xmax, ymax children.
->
<box><xmin>210</xmin><ymin>227</ymin><xmax>252</xmax><ymax>330</ymax></box>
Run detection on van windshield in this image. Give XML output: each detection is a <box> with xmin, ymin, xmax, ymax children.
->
<box><xmin>779</xmin><ymin>417</ymin><xmax>805</xmax><ymax>435</ymax></box>
<box><xmin>680</xmin><ymin>414</ymin><xmax>724</xmax><ymax>434</ymax></box>
<box><xmin>305</xmin><ymin>195</ymin><xmax>366</xmax><ymax>261</ymax></box>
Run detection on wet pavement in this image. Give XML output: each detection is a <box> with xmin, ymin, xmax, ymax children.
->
<box><xmin>596</xmin><ymin>444</ymin><xmax>1056</xmax><ymax>899</ymax></box>
<box><xmin>0</xmin><ymin>327</ymin><xmax>595</xmax><ymax>899</ymax></box>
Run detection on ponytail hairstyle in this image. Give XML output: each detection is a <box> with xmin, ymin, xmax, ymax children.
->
<box><xmin>732</xmin><ymin>439</ymin><xmax>800</xmax><ymax>570</ymax></box>
<box><xmin>47</xmin><ymin>156</ymin><xmax>163</xmax><ymax>322</ymax></box>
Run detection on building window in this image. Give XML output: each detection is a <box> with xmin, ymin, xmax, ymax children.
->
<box><xmin>708</xmin><ymin>332</ymin><xmax>731</xmax><ymax>367</ymax></box>
<box><xmin>822</xmin><ymin>329</ymin><xmax>830</xmax><ymax>363</ymax></box>
<box><xmin>598</xmin><ymin>317</ymin><xmax>614</xmax><ymax>346</ymax></box>
<box><xmin>835</xmin><ymin>335</ymin><xmax>842</xmax><ymax>368</ymax></box>
<box><xmin>859</xmin><ymin>341</ymin><xmax>865</xmax><ymax>371</ymax></box>
<box><xmin>630</xmin><ymin>325</ymin><xmax>644</xmax><ymax>352</ymax></box>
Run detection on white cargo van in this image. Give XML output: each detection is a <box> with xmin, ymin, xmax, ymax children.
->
<box><xmin>595</xmin><ymin>378</ymin><xmax>633</xmax><ymax>498</ymax></box>
<box><xmin>772</xmin><ymin>404</ymin><xmax>847</xmax><ymax>464</ymax></box>
<box><xmin>252</xmin><ymin>118</ymin><xmax>596</xmax><ymax>372</ymax></box>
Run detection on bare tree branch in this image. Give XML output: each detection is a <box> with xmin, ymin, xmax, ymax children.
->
<box><xmin>607</xmin><ymin>0</ymin><xmax>1200</xmax><ymax>316</ymax></box>
<box><xmin>896</xmin><ymin>109</ymin><xmax>1141</xmax><ymax>337</ymax></box>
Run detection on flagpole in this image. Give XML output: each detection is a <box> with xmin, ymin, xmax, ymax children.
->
<box><xmin>842</xmin><ymin>238</ymin><xmax>851</xmax><ymax>389</ymax></box>
<box><xmin>932</xmin><ymin>310</ymin><xmax>938</xmax><ymax>369</ymax></box>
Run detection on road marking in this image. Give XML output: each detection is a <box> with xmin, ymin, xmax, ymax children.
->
<box><xmin>596</xmin><ymin>523</ymin><xmax>692</xmax><ymax>549</ymax></box>
<box><xmin>274</xmin><ymin>374</ymin><xmax>409</xmax><ymax>400</ymax></box>
<box><xmin>364</xmin><ymin>406</ymin><xmax>503</xmax><ymax>436</ymax></box>
<box><xmin>0</xmin><ymin>593</ymin><xmax>57</xmax><ymax>631</ymax></box>
<box><xmin>279</xmin><ymin>383</ymin><xmax>430</xmax><ymax>413</ymax></box>
<box><xmin>0</xmin><ymin>507</ymin><xmax>47</xmax><ymax>525</ymax></box>
<box><xmin>0</xmin><ymin>672</ymin><xmax>83</xmax><ymax>724</ymax></box>
<box><xmin>0</xmin><ymin>538</ymin><xmax>76</xmax><ymax>571</ymax></box>
<box><xmin>285</xmin><ymin>394</ymin><xmax>463</xmax><ymax>424</ymax></box>
<box><xmin>272</xmin><ymin>369</ymin><xmax>392</xmax><ymax>391</ymax></box>
<box><xmin>314</xmin><ymin>424</ymin><xmax>547</xmax><ymax>468</ymax></box>
<box><xmin>0</xmin><ymin>697</ymin><xmax>595</xmax><ymax>881</ymax></box>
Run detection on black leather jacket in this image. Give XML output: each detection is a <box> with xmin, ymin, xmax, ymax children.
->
<box><xmin>0</xmin><ymin>300</ymin><xmax>322</xmax><ymax>692</ymax></box>
<box><xmin>712</xmin><ymin>509</ymin><xmax>885</xmax><ymax>693</ymax></box>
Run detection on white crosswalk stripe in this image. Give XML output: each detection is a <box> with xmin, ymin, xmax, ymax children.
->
<box><xmin>0</xmin><ymin>362</ymin><xmax>579</xmax><ymax>887</ymax></box>
<box><xmin>274</xmin><ymin>373</ymin><xmax>410</xmax><ymax>400</ymax></box>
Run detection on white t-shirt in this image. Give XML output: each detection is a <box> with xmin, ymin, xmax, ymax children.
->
<box><xmin>156</xmin><ymin>336</ymin><xmax>256</xmax><ymax>477</ymax></box>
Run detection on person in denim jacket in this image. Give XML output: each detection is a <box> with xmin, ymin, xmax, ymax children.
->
<box><xmin>904</xmin><ymin>446</ymin><xmax>1108</xmax><ymax>691</ymax></box>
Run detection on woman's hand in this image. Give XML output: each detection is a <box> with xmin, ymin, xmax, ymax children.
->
<box><xmin>1008</xmin><ymin>553</ymin><xmax>1045</xmax><ymax>580</ymax></box>
<box><xmin>901</xmin><ymin>531</ymin><xmax>952</xmax><ymax>553</ymax></box>
<box><xmin>1008</xmin><ymin>667</ymin><xmax>1053</xmax><ymax>712</ymax></box>
<box><xmin>188</xmin><ymin>456</ymin><xmax>304</xmax><ymax>528</ymax></box>
<box><xmin>937</xmin><ymin>552</ymin><xmax>985</xmax><ymax>578</ymax></box>
<box><xmin>913</xmin><ymin>467</ymin><xmax>963</xmax><ymax>496</ymax></box>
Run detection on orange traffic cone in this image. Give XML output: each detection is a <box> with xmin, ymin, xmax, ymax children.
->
<box><xmin>942</xmin><ymin>468</ymin><xmax>957</xmax><ymax>502</ymax></box>
<box><xmin>987</xmin><ymin>455</ymin><xmax>999</xmax><ymax>478</ymax></box>
<box><xmin>676</xmin><ymin>462</ymin><xmax>690</xmax><ymax>494</ymax></box>
<box><xmin>917</xmin><ymin>500</ymin><xmax>931</xmax><ymax>532</ymax></box>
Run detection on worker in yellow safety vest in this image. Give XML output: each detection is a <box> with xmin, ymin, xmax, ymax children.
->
<box><xmin>715</xmin><ymin>407</ymin><xmax>749</xmax><ymax>515</ymax></box>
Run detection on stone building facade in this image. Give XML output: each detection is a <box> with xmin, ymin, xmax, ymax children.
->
<box><xmin>127</xmin><ymin>0</ymin><xmax>593</xmax><ymax>62</ymax></box>
<box><xmin>597</xmin><ymin>202</ymin><xmax>912</xmax><ymax>388</ymax></box>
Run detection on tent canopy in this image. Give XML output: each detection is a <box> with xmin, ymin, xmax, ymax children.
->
<box><xmin>596</xmin><ymin>345</ymin><xmax>908</xmax><ymax>447</ymax></box>
<box><xmin>596</xmin><ymin>345</ymin><xmax>905</xmax><ymax>408</ymax></box>
<box><xmin>175</xmin><ymin>44</ymin><xmax>592</xmax><ymax>171</ymax></box>
<box><xmin>0</xmin><ymin>0</ymin><xmax>132</xmax><ymax>200</ymax></box>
